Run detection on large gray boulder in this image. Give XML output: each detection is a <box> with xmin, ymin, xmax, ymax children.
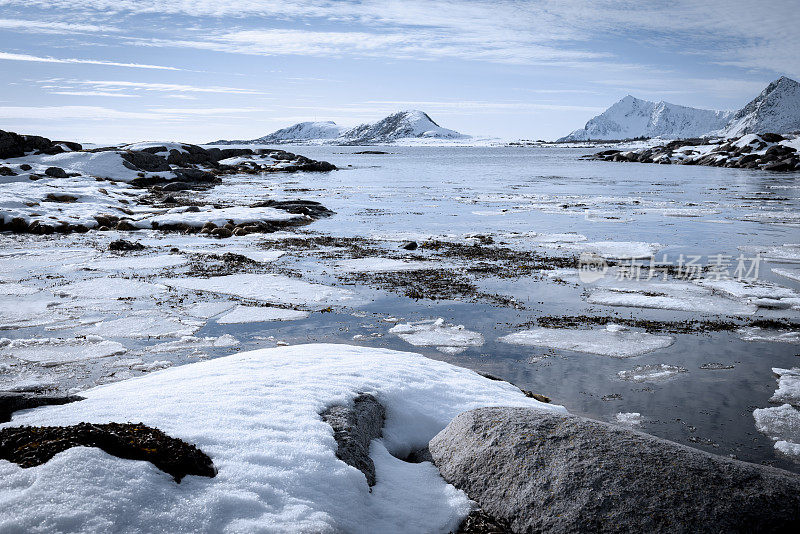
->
<box><xmin>429</xmin><ymin>407</ymin><xmax>800</xmax><ymax>533</ymax></box>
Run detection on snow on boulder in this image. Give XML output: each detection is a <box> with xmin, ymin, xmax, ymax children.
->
<box><xmin>0</xmin><ymin>344</ymin><xmax>562</xmax><ymax>533</ymax></box>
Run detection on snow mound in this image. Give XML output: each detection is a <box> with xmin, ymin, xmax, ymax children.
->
<box><xmin>389</xmin><ymin>318</ymin><xmax>484</xmax><ymax>354</ymax></box>
<box><xmin>499</xmin><ymin>325</ymin><xmax>673</xmax><ymax>358</ymax></box>
<box><xmin>0</xmin><ymin>343</ymin><xmax>563</xmax><ymax>533</ymax></box>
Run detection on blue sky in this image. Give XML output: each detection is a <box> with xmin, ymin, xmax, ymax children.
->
<box><xmin>0</xmin><ymin>0</ymin><xmax>798</xmax><ymax>143</ymax></box>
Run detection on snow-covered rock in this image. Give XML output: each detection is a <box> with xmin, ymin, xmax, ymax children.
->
<box><xmin>0</xmin><ymin>344</ymin><xmax>562</xmax><ymax>533</ymax></box>
<box><xmin>247</xmin><ymin>121</ymin><xmax>346</xmax><ymax>144</ymax></box>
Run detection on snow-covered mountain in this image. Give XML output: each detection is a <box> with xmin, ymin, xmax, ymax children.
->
<box><xmin>210</xmin><ymin>110</ymin><xmax>468</xmax><ymax>145</ymax></box>
<box><xmin>716</xmin><ymin>76</ymin><xmax>800</xmax><ymax>137</ymax></box>
<box><xmin>558</xmin><ymin>97</ymin><xmax>733</xmax><ymax>142</ymax></box>
<box><xmin>559</xmin><ymin>77</ymin><xmax>800</xmax><ymax>142</ymax></box>
<box><xmin>257</xmin><ymin>121</ymin><xmax>346</xmax><ymax>143</ymax></box>
<box><xmin>341</xmin><ymin>110</ymin><xmax>466</xmax><ymax>144</ymax></box>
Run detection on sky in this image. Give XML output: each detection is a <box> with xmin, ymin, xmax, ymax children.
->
<box><xmin>0</xmin><ymin>0</ymin><xmax>798</xmax><ymax>143</ymax></box>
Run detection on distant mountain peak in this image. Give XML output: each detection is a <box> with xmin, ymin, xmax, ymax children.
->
<box><xmin>559</xmin><ymin>76</ymin><xmax>800</xmax><ymax>141</ymax></box>
<box><xmin>210</xmin><ymin>110</ymin><xmax>467</xmax><ymax>145</ymax></box>
<box><xmin>719</xmin><ymin>76</ymin><xmax>800</xmax><ymax>137</ymax></box>
<box><xmin>558</xmin><ymin>96</ymin><xmax>732</xmax><ymax>142</ymax></box>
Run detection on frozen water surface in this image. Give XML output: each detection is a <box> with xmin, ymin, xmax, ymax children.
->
<box><xmin>3</xmin><ymin>146</ymin><xmax>800</xmax><ymax>472</ymax></box>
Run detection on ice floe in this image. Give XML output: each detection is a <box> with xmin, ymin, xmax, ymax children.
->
<box><xmin>614</xmin><ymin>412</ymin><xmax>642</xmax><ymax>426</ymax></box>
<box><xmin>0</xmin><ymin>343</ymin><xmax>563</xmax><ymax>533</ymax></box>
<box><xmin>769</xmin><ymin>368</ymin><xmax>800</xmax><ymax>406</ymax></box>
<box><xmin>161</xmin><ymin>273</ymin><xmax>359</xmax><ymax>309</ymax></box>
<box><xmin>217</xmin><ymin>306</ymin><xmax>310</xmax><ymax>324</ymax></box>
<box><xmin>738</xmin><ymin>327</ymin><xmax>800</xmax><ymax>344</ymax></box>
<box><xmin>147</xmin><ymin>334</ymin><xmax>239</xmax><ymax>353</ymax></box>
<box><xmin>389</xmin><ymin>318</ymin><xmax>484</xmax><ymax>354</ymax></box>
<box><xmin>498</xmin><ymin>325</ymin><xmax>673</xmax><ymax>358</ymax></box>
<box><xmin>617</xmin><ymin>364</ymin><xmax>688</xmax><ymax>382</ymax></box>
<box><xmin>0</xmin><ymin>336</ymin><xmax>126</xmax><ymax>366</ymax></box>
<box><xmin>55</xmin><ymin>278</ymin><xmax>166</xmax><ymax>299</ymax></box>
<box><xmin>335</xmin><ymin>258</ymin><xmax>441</xmax><ymax>273</ymax></box>
<box><xmin>133</xmin><ymin>206</ymin><xmax>302</xmax><ymax>229</ymax></box>
<box><xmin>81</xmin><ymin>311</ymin><xmax>203</xmax><ymax>339</ymax></box>
<box><xmin>753</xmin><ymin>404</ymin><xmax>800</xmax><ymax>460</ymax></box>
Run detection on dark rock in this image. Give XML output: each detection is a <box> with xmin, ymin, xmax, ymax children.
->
<box><xmin>761</xmin><ymin>133</ymin><xmax>785</xmax><ymax>142</ymax></box>
<box><xmin>457</xmin><ymin>510</ymin><xmax>512</xmax><ymax>534</ymax></box>
<box><xmin>249</xmin><ymin>199</ymin><xmax>334</xmax><ymax>219</ymax></box>
<box><xmin>53</xmin><ymin>141</ymin><xmax>82</xmax><ymax>152</ymax></box>
<box><xmin>321</xmin><ymin>393</ymin><xmax>385</xmax><ymax>486</ymax></box>
<box><xmin>120</xmin><ymin>150</ymin><xmax>171</xmax><ymax>172</ymax></box>
<box><xmin>173</xmin><ymin>168</ymin><xmax>217</xmax><ymax>183</ymax></box>
<box><xmin>206</xmin><ymin>147</ymin><xmax>254</xmax><ymax>162</ymax></box>
<box><xmin>401</xmin><ymin>241</ymin><xmax>418</xmax><ymax>251</ymax></box>
<box><xmin>232</xmin><ymin>227</ymin><xmax>248</xmax><ymax>236</ymax></box>
<box><xmin>211</xmin><ymin>227</ymin><xmax>232</xmax><ymax>238</ymax></box>
<box><xmin>115</xmin><ymin>220</ymin><xmax>137</xmax><ymax>231</ymax></box>
<box><xmin>19</xmin><ymin>164</ymin><xmax>32</xmax><ymax>171</ymax></box>
<box><xmin>353</xmin><ymin>150</ymin><xmax>389</xmax><ymax>154</ymax></box>
<box><xmin>763</xmin><ymin>160</ymin><xmax>794</xmax><ymax>172</ymax></box>
<box><xmin>162</xmin><ymin>195</ymin><xmax>178</xmax><ymax>204</ymax></box>
<box><xmin>44</xmin><ymin>193</ymin><xmax>78</xmax><ymax>203</ymax></box>
<box><xmin>44</xmin><ymin>166</ymin><xmax>68</xmax><ymax>178</ymax></box>
<box><xmin>429</xmin><ymin>407</ymin><xmax>800</xmax><ymax>534</ymax></box>
<box><xmin>109</xmin><ymin>239</ymin><xmax>145</xmax><ymax>251</ymax></box>
<box><xmin>0</xmin><ymin>166</ymin><xmax>16</xmax><ymax>176</ymax></box>
<box><xmin>166</xmin><ymin>145</ymin><xmax>212</xmax><ymax>166</ymax></box>
<box><xmin>162</xmin><ymin>181</ymin><xmax>192</xmax><ymax>191</ymax></box>
<box><xmin>0</xmin><ymin>422</ymin><xmax>216</xmax><ymax>483</ymax></box>
<box><xmin>0</xmin><ymin>392</ymin><xmax>84</xmax><ymax>423</ymax></box>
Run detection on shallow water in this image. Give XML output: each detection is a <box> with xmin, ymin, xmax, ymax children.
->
<box><xmin>3</xmin><ymin>145</ymin><xmax>800</xmax><ymax>471</ymax></box>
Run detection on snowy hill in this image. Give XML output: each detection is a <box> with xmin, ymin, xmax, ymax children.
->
<box><xmin>210</xmin><ymin>110</ymin><xmax>468</xmax><ymax>145</ymax></box>
<box><xmin>716</xmin><ymin>76</ymin><xmax>800</xmax><ymax>137</ymax></box>
<box><xmin>340</xmin><ymin>110</ymin><xmax>467</xmax><ymax>144</ymax></box>
<box><xmin>257</xmin><ymin>121</ymin><xmax>346</xmax><ymax>143</ymax></box>
<box><xmin>558</xmin><ymin>96</ymin><xmax>733</xmax><ymax>142</ymax></box>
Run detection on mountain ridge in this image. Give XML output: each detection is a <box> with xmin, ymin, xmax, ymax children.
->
<box><xmin>210</xmin><ymin>110</ymin><xmax>468</xmax><ymax>145</ymax></box>
<box><xmin>559</xmin><ymin>76</ymin><xmax>800</xmax><ymax>142</ymax></box>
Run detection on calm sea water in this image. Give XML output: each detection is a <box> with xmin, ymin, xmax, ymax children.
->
<box><xmin>204</xmin><ymin>145</ymin><xmax>800</xmax><ymax>470</ymax></box>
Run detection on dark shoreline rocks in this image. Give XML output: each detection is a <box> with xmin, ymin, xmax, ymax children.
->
<box><xmin>430</xmin><ymin>407</ymin><xmax>800</xmax><ymax>533</ymax></box>
<box><xmin>0</xmin><ymin>392</ymin><xmax>84</xmax><ymax>423</ymax></box>
<box><xmin>586</xmin><ymin>133</ymin><xmax>800</xmax><ymax>171</ymax></box>
<box><xmin>0</xmin><ymin>422</ymin><xmax>216</xmax><ymax>483</ymax></box>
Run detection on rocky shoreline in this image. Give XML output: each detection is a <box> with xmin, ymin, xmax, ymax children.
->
<box><xmin>0</xmin><ymin>129</ymin><xmax>336</xmax><ymax>237</ymax></box>
<box><xmin>586</xmin><ymin>133</ymin><xmax>800</xmax><ymax>171</ymax></box>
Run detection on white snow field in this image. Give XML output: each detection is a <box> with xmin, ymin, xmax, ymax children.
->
<box><xmin>389</xmin><ymin>319</ymin><xmax>485</xmax><ymax>354</ymax></box>
<box><xmin>0</xmin><ymin>344</ymin><xmax>562</xmax><ymax>533</ymax></box>
<box><xmin>499</xmin><ymin>325</ymin><xmax>674</xmax><ymax>358</ymax></box>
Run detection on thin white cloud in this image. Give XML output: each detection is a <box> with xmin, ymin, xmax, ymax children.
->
<box><xmin>0</xmin><ymin>51</ymin><xmax>179</xmax><ymax>70</ymax></box>
<box><xmin>66</xmin><ymin>80</ymin><xmax>267</xmax><ymax>95</ymax></box>
<box><xmin>0</xmin><ymin>18</ymin><xmax>117</xmax><ymax>34</ymax></box>
<box><xmin>0</xmin><ymin>105</ymin><xmax>268</xmax><ymax>120</ymax></box>
<box><xmin>51</xmin><ymin>90</ymin><xmax>140</xmax><ymax>97</ymax></box>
